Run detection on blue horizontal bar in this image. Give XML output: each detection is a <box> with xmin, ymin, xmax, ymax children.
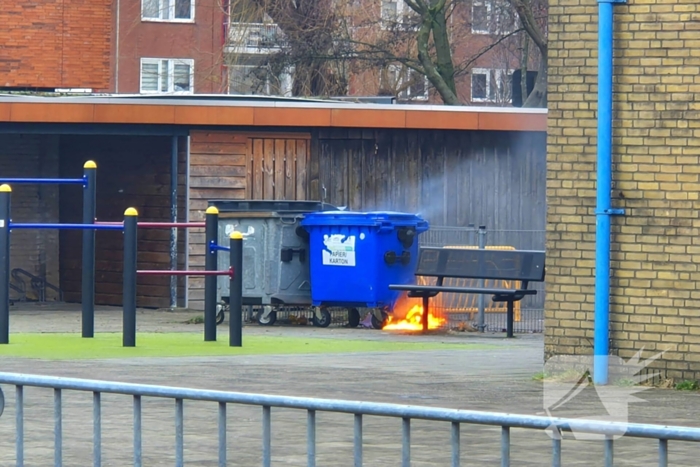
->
<box><xmin>9</xmin><ymin>223</ymin><xmax>123</xmax><ymax>231</ymax></box>
<box><xmin>0</xmin><ymin>177</ymin><xmax>86</xmax><ymax>186</ymax></box>
<box><xmin>209</xmin><ymin>241</ymin><xmax>230</xmax><ymax>252</ymax></box>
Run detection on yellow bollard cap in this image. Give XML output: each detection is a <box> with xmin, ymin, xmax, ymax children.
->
<box><xmin>84</xmin><ymin>160</ymin><xmax>97</xmax><ymax>169</ymax></box>
<box><xmin>0</xmin><ymin>184</ymin><xmax>11</xmax><ymax>193</ymax></box>
<box><xmin>205</xmin><ymin>206</ymin><xmax>219</xmax><ymax>215</ymax></box>
<box><xmin>124</xmin><ymin>207</ymin><xmax>138</xmax><ymax>216</ymax></box>
<box><xmin>230</xmin><ymin>232</ymin><xmax>243</xmax><ymax>240</ymax></box>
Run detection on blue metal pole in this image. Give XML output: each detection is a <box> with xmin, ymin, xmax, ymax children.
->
<box><xmin>594</xmin><ymin>0</ymin><xmax>624</xmax><ymax>385</ymax></box>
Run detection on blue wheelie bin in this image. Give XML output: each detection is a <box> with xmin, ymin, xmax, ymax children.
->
<box><xmin>301</xmin><ymin>211</ymin><xmax>429</xmax><ymax>317</ymax></box>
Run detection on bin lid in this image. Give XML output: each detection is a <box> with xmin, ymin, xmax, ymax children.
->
<box><xmin>301</xmin><ymin>211</ymin><xmax>429</xmax><ymax>231</ymax></box>
<box><xmin>208</xmin><ymin>200</ymin><xmax>337</xmax><ymax>214</ymax></box>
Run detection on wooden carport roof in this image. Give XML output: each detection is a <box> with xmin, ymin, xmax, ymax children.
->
<box><xmin>0</xmin><ymin>95</ymin><xmax>547</xmax><ymax>132</ymax></box>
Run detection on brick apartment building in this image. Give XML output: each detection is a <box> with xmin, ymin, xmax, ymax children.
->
<box><xmin>1</xmin><ymin>0</ymin><xmax>113</xmax><ymax>91</ymax></box>
<box><xmin>0</xmin><ymin>0</ymin><xmax>540</xmax><ymax>106</ymax></box>
<box><xmin>0</xmin><ymin>0</ymin><xmax>224</xmax><ymax>94</ymax></box>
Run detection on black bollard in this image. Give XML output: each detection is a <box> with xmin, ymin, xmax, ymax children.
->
<box><xmin>204</xmin><ymin>206</ymin><xmax>219</xmax><ymax>341</ymax></box>
<box><xmin>0</xmin><ymin>185</ymin><xmax>11</xmax><ymax>344</ymax></box>
<box><xmin>82</xmin><ymin>160</ymin><xmax>97</xmax><ymax>338</ymax></box>
<box><xmin>123</xmin><ymin>208</ymin><xmax>138</xmax><ymax>347</ymax></box>
<box><xmin>229</xmin><ymin>231</ymin><xmax>243</xmax><ymax>347</ymax></box>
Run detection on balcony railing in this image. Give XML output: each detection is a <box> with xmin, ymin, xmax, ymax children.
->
<box><xmin>227</xmin><ymin>23</ymin><xmax>284</xmax><ymax>54</ymax></box>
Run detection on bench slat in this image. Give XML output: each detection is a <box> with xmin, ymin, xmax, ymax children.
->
<box><xmin>389</xmin><ymin>285</ymin><xmax>537</xmax><ymax>296</ymax></box>
<box><xmin>415</xmin><ymin>247</ymin><xmax>545</xmax><ymax>282</ymax></box>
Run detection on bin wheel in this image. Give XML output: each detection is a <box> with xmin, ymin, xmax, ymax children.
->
<box><xmin>257</xmin><ymin>308</ymin><xmax>277</xmax><ymax>326</ymax></box>
<box><xmin>347</xmin><ymin>308</ymin><xmax>360</xmax><ymax>328</ymax></box>
<box><xmin>312</xmin><ymin>308</ymin><xmax>332</xmax><ymax>328</ymax></box>
<box><xmin>216</xmin><ymin>302</ymin><xmax>228</xmax><ymax>326</ymax></box>
<box><xmin>371</xmin><ymin>311</ymin><xmax>388</xmax><ymax>330</ymax></box>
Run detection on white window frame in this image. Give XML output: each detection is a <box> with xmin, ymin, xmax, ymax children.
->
<box><xmin>387</xmin><ymin>64</ymin><xmax>430</xmax><ymax>101</ymax></box>
<box><xmin>471</xmin><ymin>0</ymin><xmax>515</xmax><ymax>35</ymax></box>
<box><xmin>380</xmin><ymin>0</ymin><xmax>418</xmax><ymax>30</ymax></box>
<box><xmin>140</xmin><ymin>58</ymin><xmax>195</xmax><ymax>94</ymax></box>
<box><xmin>141</xmin><ymin>0</ymin><xmax>195</xmax><ymax>23</ymax></box>
<box><xmin>471</xmin><ymin>0</ymin><xmax>491</xmax><ymax>34</ymax></box>
<box><xmin>471</xmin><ymin>68</ymin><xmax>511</xmax><ymax>103</ymax></box>
<box><xmin>227</xmin><ymin>64</ymin><xmax>292</xmax><ymax>97</ymax></box>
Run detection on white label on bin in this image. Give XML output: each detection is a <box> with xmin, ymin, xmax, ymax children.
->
<box><xmin>322</xmin><ymin>234</ymin><xmax>356</xmax><ymax>267</ymax></box>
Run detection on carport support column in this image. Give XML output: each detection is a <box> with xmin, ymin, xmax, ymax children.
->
<box><xmin>82</xmin><ymin>161</ymin><xmax>97</xmax><ymax>338</ymax></box>
<box><xmin>594</xmin><ymin>0</ymin><xmax>626</xmax><ymax>385</ymax></box>
<box><xmin>477</xmin><ymin>226</ymin><xmax>487</xmax><ymax>332</ymax></box>
<box><xmin>0</xmin><ymin>185</ymin><xmax>11</xmax><ymax>344</ymax></box>
<box><xmin>169</xmin><ymin>136</ymin><xmax>178</xmax><ymax>310</ymax></box>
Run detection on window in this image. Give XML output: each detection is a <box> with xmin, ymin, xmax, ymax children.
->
<box><xmin>471</xmin><ymin>1</ymin><xmax>490</xmax><ymax>34</ymax></box>
<box><xmin>228</xmin><ymin>64</ymin><xmax>292</xmax><ymax>96</ymax></box>
<box><xmin>142</xmin><ymin>0</ymin><xmax>194</xmax><ymax>21</ymax></box>
<box><xmin>471</xmin><ymin>68</ymin><xmax>511</xmax><ymax>103</ymax></box>
<box><xmin>380</xmin><ymin>0</ymin><xmax>418</xmax><ymax>29</ymax></box>
<box><xmin>140</xmin><ymin>59</ymin><xmax>194</xmax><ymax>94</ymax></box>
<box><xmin>471</xmin><ymin>0</ymin><xmax>516</xmax><ymax>35</ymax></box>
<box><xmin>229</xmin><ymin>0</ymin><xmax>267</xmax><ymax>24</ymax></box>
<box><xmin>228</xmin><ymin>65</ymin><xmax>260</xmax><ymax>95</ymax></box>
<box><xmin>384</xmin><ymin>65</ymin><xmax>429</xmax><ymax>101</ymax></box>
<box><xmin>471</xmin><ymin>72</ymin><xmax>488</xmax><ymax>100</ymax></box>
<box><xmin>381</xmin><ymin>0</ymin><xmax>398</xmax><ymax>23</ymax></box>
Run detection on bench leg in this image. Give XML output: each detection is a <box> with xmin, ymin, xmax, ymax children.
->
<box><xmin>422</xmin><ymin>296</ymin><xmax>430</xmax><ymax>332</ymax></box>
<box><xmin>506</xmin><ymin>301</ymin><xmax>514</xmax><ymax>338</ymax></box>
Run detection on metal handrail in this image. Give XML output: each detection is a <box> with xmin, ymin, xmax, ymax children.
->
<box><xmin>10</xmin><ymin>268</ymin><xmax>63</xmax><ymax>302</ymax></box>
<box><xmin>0</xmin><ymin>372</ymin><xmax>698</xmax><ymax>467</ymax></box>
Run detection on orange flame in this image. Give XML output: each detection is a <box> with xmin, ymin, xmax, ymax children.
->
<box><xmin>382</xmin><ymin>304</ymin><xmax>446</xmax><ymax>331</ymax></box>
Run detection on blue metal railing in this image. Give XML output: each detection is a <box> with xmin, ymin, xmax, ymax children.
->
<box><xmin>0</xmin><ymin>372</ymin><xmax>699</xmax><ymax>467</ymax></box>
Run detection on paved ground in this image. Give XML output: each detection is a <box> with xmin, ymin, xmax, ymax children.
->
<box><xmin>0</xmin><ymin>303</ymin><xmax>699</xmax><ymax>466</ymax></box>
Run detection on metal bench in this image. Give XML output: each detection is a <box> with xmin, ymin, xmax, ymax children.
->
<box><xmin>389</xmin><ymin>247</ymin><xmax>546</xmax><ymax>337</ymax></box>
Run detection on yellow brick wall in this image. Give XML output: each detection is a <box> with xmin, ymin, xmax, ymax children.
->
<box><xmin>546</xmin><ymin>0</ymin><xmax>700</xmax><ymax>380</ymax></box>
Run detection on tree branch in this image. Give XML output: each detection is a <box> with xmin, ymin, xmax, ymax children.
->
<box><xmin>508</xmin><ymin>0</ymin><xmax>546</xmax><ymax>54</ymax></box>
<box><xmin>452</xmin><ymin>27</ymin><xmax>524</xmax><ymax>75</ymax></box>
<box><xmin>415</xmin><ymin>18</ymin><xmax>459</xmax><ymax>104</ymax></box>
<box><xmin>429</xmin><ymin>5</ymin><xmax>456</xmax><ymax>94</ymax></box>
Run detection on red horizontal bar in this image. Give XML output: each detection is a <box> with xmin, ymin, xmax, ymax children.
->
<box><xmin>139</xmin><ymin>222</ymin><xmax>206</xmax><ymax>229</ymax></box>
<box><xmin>95</xmin><ymin>221</ymin><xmax>206</xmax><ymax>229</ymax></box>
<box><xmin>137</xmin><ymin>269</ymin><xmax>234</xmax><ymax>278</ymax></box>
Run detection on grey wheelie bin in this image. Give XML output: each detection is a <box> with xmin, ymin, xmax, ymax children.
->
<box><xmin>210</xmin><ymin>200</ymin><xmax>338</xmax><ymax>326</ymax></box>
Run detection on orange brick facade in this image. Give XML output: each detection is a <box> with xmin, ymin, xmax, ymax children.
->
<box><xmin>0</xmin><ymin>0</ymin><xmax>112</xmax><ymax>91</ymax></box>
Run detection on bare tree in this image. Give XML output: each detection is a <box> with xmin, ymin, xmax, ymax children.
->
<box><xmin>403</xmin><ymin>0</ymin><xmax>459</xmax><ymax>104</ymax></box>
<box><xmin>348</xmin><ymin>0</ymin><xmax>523</xmax><ymax>105</ymax></box>
<box><xmin>224</xmin><ymin>0</ymin><xmax>350</xmax><ymax>96</ymax></box>
<box><xmin>221</xmin><ymin>0</ymin><xmax>545</xmax><ymax>106</ymax></box>
<box><xmin>509</xmin><ymin>0</ymin><xmax>547</xmax><ymax>107</ymax></box>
